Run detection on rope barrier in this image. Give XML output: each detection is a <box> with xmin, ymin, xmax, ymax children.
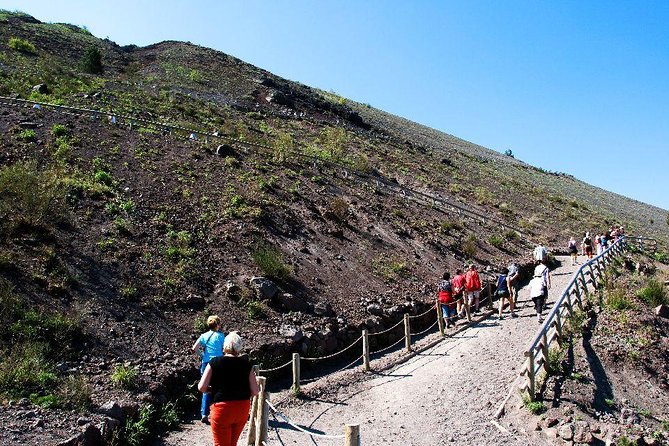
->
<box><xmin>410</xmin><ymin>319</ymin><xmax>439</xmax><ymax>337</ymax></box>
<box><xmin>367</xmin><ymin>318</ymin><xmax>405</xmax><ymax>337</ymax></box>
<box><xmin>266</xmin><ymin>401</ymin><xmax>345</xmax><ymax>439</ymax></box>
<box><xmin>369</xmin><ymin>334</ymin><xmax>406</xmax><ymax>356</ymax></box>
<box><xmin>302</xmin><ymin>335</ymin><xmax>363</xmax><ymax>361</ymax></box>
<box><xmin>258</xmin><ymin>359</ymin><xmax>293</xmax><ymax>374</ymax></box>
<box><xmin>301</xmin><ymin>355</ymin><xmax>363</xmax><ymax>383</ymax></box>
<box><xmin>408</xmin><ymin>306</ymin><xmax>435</xmax><ymax>320</ymax></box>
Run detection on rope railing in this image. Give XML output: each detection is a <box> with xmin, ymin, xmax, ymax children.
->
<box><xmin>267</xmin><ymin>400</ymin><xmax>345</xmax><ymax>439</ymax></box>
<box><xmin>369</xmin><ymin>335</ymin><xmax>406</xmax><ymax>356</ymax></box>
<box><xmin>258</xmin><ymin>359</ymin><xmax>293</xmax><ymax>375</ymax></box>
<box><xmin>302</xmin><ymin>335</ymin><xmax>363</xmax><ymax>361</ymax></box>
<box><xmin>367</xmin><ymin>318</ymin><xmax>405</xmax><ymax>337</ymax></box>
<box><xmin>410</xmin><ymin>319</ymin><xmax>439</xmax><ymax>337</ymax></box>
<box><xmin>408</xmin><ymin>305</ymin><xmax>436</xmax><ymax>320</ymax></box>
<box><xmin>519</xmin><ymin>235</ymin><xmax>639</xmax><ymax>401</ymax></box>
<box><xmin>301</xmin><ymin>355</ymin><xmax>363</xmax><ymax>384</ymax></box>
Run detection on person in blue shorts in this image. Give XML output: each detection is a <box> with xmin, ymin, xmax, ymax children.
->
<box><xmin>192</xmin><ymin>315</ymin><xmax>225</xmax><ymax>423</ymax></box>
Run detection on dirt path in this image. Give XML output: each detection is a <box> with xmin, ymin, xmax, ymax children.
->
<box><xmin>157</xmin><ymin>256</ymin><xmax>580</xmax><ymax>446</ymax></box>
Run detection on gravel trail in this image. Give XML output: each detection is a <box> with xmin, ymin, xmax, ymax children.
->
<box><xmin>157</xmin><ymin>256</ymin><xmax>580</xmax><ymax>446</ymax></box>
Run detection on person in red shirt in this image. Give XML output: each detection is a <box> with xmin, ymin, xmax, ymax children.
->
<box><xmin>451</xmin><ymin>269</ymin><xmax>466</xmax><ymax>319</ymax></box>
<box><xmin>437</xmin><ymin>271</ymin><xmax>456</xmax><ymax>328</ymax></box>
<box><xmin>464</xmin><ymin>264</ymin><xmax>482</xmax><ymax>321</ymax></box>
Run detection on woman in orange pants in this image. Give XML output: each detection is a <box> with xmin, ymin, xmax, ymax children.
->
<box><xmin>199</xmin><ymin>332</ymin><xmax>260</xmax><ymax>446</ymax></box>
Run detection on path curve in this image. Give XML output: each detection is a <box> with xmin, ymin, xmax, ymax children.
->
<box><xmin>156</xmin><ymin>256</ymin><xmax>581</xmax><ymax>446</ymax></box>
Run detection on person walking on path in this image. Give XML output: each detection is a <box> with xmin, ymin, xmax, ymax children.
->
<box><xmin>451</xmin><ymin>269</ymin><xmax>466</xmax><ymax>318</ymax></box>
<box><xmin>437</xmin><ymin>272</ymin><xmax>457</xmax><ymax>328</ymax></box>
<box><xmin>582</xmin><ymin>232</ymin><xmax>594</xmax><ymax>259</ymax></box>
<box><xmin>531</xmin><ymin>261</ymin><xmax>552</xmax><ymax>322</ymax></box>
<box><xmin>198</xmin><ymin>332</ymin><xmax>259</xmax><ymax>446</ymax></box>
<box><xmin>533</xmin><ymin>244</ymin><xmax>547</xmax><ymax>263</ymax></box>
<box><xmin>507</xmin><ymin>262</ymin><xmax>520</xmax><ymax>307</ymax></box>
<box><xmin>192</xmin><ymin>315</ymin><xmax>225</xmax><ymax>424</ymax></box>
<box><xmin>568</xmin><ymin>236</ymin><xmax>578</xmax><ymax>265</ymax></box>
<box><xmin>496</xmin><ymin>267</ymin><xmax>516</xmax><ymax>319</ymax></box>
<box><xmin>464</xmin><ymin>264</ymin><xmax>482</xmax><ymax>321</ymax></box>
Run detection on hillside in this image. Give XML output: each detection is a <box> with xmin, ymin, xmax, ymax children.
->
<box><xmin>0</xmin><ymin>10</ymin><xmax>668</xmax><ymax>445</ymax></box>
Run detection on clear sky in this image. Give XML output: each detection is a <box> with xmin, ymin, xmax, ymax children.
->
<box><xmin>3</xmin><ymin>1</ymin><xmax>668</xmax><ymax>210</ymax></box>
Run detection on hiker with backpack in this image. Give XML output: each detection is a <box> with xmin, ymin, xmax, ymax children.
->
<box><xmin>496</xmin><ymin>267</ymin><xmax>517</xmax><ymax>319</ymax></box>
<box><xmin>192</xmin><ymin>315</ymin><xmax>225</xmax><ymax>424</ymax></box>
<box><xmin>437</xmin><ymin>272</ymin><xmax>457</xmax><ymax>328</ymax></box>
<box><xmin>464</xmin><ymin>264</ymin><xmax>482</xmax><ymax>321</ymax></box>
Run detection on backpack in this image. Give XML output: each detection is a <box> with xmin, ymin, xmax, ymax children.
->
<box><xmin>584</xmin><ymin>237</ymin><xmax>592</xmax><ymax>246</ymax></box>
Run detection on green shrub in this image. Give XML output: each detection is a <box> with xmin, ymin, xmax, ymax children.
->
<box><xmin>8</xmin><ymin>37</ymin><xmax>36</xmax><ymax>53</ymax></box>
<box><xmin>0</xmin><ymin>162</ymin><xmax>65</xmax><ymax>236</ymax></box>
<box><xmin>546</xmin><ymin>347</ymin><xmax>564</xmax><ymax>375</ymax></box>
<box><xmin>462</xmin><ymin>234</ymin><xmax>477</xmax><ymax>258</ymax></box>
<box><xmin>111</xmin><ymin>364</ymin><xmax>137</xmax><ymax>389</ymax></box>
<box><xmin>18</xmin><ymin>129</ymin><xmax>36</xmax><ymax>142</ymax></box>
<box><xmin>440</xmin><ymin>219</ymin><xmax>463</xmax><ymax>234</ymax></box>
<box><xmin>606</xmin><ymin>289</ymin><xmax>635</xmax><ymax>311</ymax></box>
<box><xmin>251</xmin><ymin>243</ymin><xmax>291</xmax><ymax>282</ymax></box>
<box><xmin>94</xmin><ymin>170</ymin><xmax>113</xmax><ymax>186</ymax></box>
<box><xmin>329</xmin><ymin>197</ymin><xmax>349</xmax><ymax>222</ymax></box>
<box><xmin>488</xmin><ymin>234</ymin><xmax>504</xmax><ymax>249</ymax></box>
<box><xmin>157</xmin><ymin>401</ymin><xmax>180</xmax><ymax>429</ymax></box>
<box><xmin>193</xmin><ymin>315</ymin><xmax>208</xmax><ymax>333</ymax></box>
<box><xmin>246</xmin><ymin>301</ymin><xmax>266</xmax><ymax>320</ymax></box>
<box><xmin>57</xmin><ymin>374</ymin><xmax>91</xmax><ymax>411</ymax></box>
<box><xmin>504</xmin><ymin>230</ymin><xmax>519</xmax><ymax>241</ymax></box>
<box><xmin>654</xmin><ymin>252</ymin><xmax>669</xmax><ymax>264</ymax></box>
<box><xmin>51</xmin><ymin>124</ymin><xmax>68</xmax><ymax>137</ymax></box>
<box><xmin>81</xmin><ymin>46</ymin><xmax>102</xmax><ymax>74</ymax></box>
<box><xmin>124</xmin><ymin>404</ymin><xmax>155</xmax><ymax>446</ymax></box>
<box><xmin>636</xmin><ymin>279</ymin><xmax>668</xmax><ymax>307</ymax></box>
<box><xmin>523</xmin><ymin>398</ymin><xmax>546</xmax><ymax>415</ymax></box>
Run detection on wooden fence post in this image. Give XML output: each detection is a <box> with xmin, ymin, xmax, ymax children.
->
<box><xmin>362</xmin><ymin>329</ymin><xmax>370</xmax><ymax>371</ymax></box>
<box><xmin>291</xmin><ymin>353</ymin><xmax>300</xmax><ymax>394</ymax></box>
<box><xmin>525</xmin><ymin>350</ymin><xmax>536</xmax><ymax>401</ymax></box>
<box><xmin>404</xmin><ymin>313</ymin><xmax>411</xmax><ymax>352</ymax></box>
<box><xmin>254</xmin><ymin>377</ymin><xmax>268</xmax><ymax>446</ymax></box>
<box><xmin>246</xmin><ymin>369</ymin><xmax>260</xmax><ymax>446</ymax></box>
<box><xmin>436</xmin><ymin>299</ymin><xmax>445</xmax><ymax>336</ymax></box>
<box><xmin>344</xmin><ymin>423</ymin><xmax>360</xmax><ymax>446</ymax></box>
<box><xmin>555</xmin><ymin>310</ymin><xmax>563</xmax><ymax>344</ymax></box>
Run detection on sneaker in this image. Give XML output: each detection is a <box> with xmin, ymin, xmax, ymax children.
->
<box><xmin>537</xmin><ymin>315</ymin><xmax>543</xmax><ymax>323</ymax></box>
<box><xmin>498</xmin><ymin>314</ymin><xmax>504</xmax><ymax>320</ymax></box>
<box><xmin>201</xmin><ymin>415</ymin><xmax>209</xmax><ymax>424</ymax></box>
<box><xmin>510</xmin><ymin>313</ymin><xmax>518</xmax><ymax>318</ymax></box>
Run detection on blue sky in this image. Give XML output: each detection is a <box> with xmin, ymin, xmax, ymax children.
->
<box><xmin>3</xmin><ymin>1</ymin><xmax>668</xmax><ymax>210</ymax></box>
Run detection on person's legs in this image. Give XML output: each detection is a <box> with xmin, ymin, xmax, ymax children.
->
<box><xmin>474</xmin><ymin>291</ymin><xmax>480</xmax><ymax>312</ymax></box>
<box><xmin>210</xmin><ymin>403</ymin><xmax>232</xmax><ymax>446</ymax></box>
<box><xmin>228</xmin><ymin>400</ymin><xmax>251</xmax><ymax>446</ymax></box>
<box><xmin>200</xmin><ymin>361</ymin><xmax>210</xmax><ymax>420</ymax></box>
<box><xmin>465</xmin><ymin>292</ymin><xmax>472</xmax><ymax>321</ymax></box>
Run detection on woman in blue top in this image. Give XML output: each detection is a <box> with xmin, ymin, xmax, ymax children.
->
<box><xmin>192</xmin><ymin>315</ymin><xmax>225</xmax><ymax>423</ymax></box>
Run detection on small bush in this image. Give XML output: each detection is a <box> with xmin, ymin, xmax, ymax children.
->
<box><xmin>57</xmin><ymin>374</ymin><xmax>92</xmax><ymax>411</ymax></box>
<box><xmin>462</xmin><ymin>234</ymin><xmax>477</xmax><ymax>258</ymax></box>
<box><xmin>251</xmin><ymin>243</ymin><xmax>291</xmax><ymax>282</ymax></box>
<box><xmin>157</xmin><ymin>401</ymin><xmax>180</xmax><ymax>430</ymax></box>
<box><xmin>546</xmin><ymin>347</ymin><xmax>564</xmax><ymax>375</ymax></box>
<box><xmin>606</xmin><ymin>289</ymin><xmax>635</xmax><ymax>311</ymax></box>
<box><xmin>246</xmin><ymin>301</ymin><xmax>266</xmax><ymax>320</ymax></box>
<box><xmin>329</xmin><ymin>197</ymin><xmax>349</xmax><ymax>222</ymax></box>
<box><xmin>523</xmin><ymin>398</ymin><xmax>546</xmax><ymax>415</ymax></box>
<box><xmin>111</xmin><ymin>364</ymin><xmax>137</xmax><ymax>389</ymax></box>
<box><xmin>440</xmin><ymin>219</ymin><xmax>463</xmax><ymax>235</ymax></box>
<box><xmin>18</xmin><ymin>129</ymin><xmax>36</xmax><ymax>142</ymax></box>
<box><xmin>124</xmin><ymin>404</ymin><xmax>155</xmax><ymax>446</ymax></box>
<box><xmin>654</xmin><ymin>252</ymin><xmax>668</xmax><ymax>264</ymax></box>
<box><xmin>504</xmin><ymin>230</ymin><xmax>519</xmax><ymax>241</ymax></box>
<box><xmin>8</xmin><ymin>37</ymin><xmax>36</xmax><ymax>53</ymax></box>
<box><xmin>81</xmin><ymin>46</ymin><xmax>102</xmax><ymax>74</ymax></box>
<box><xmin>488</xmin><ymin>234</ymin><xmax>504</xmax><ymax>249</ymax></box>
<box><xmin>51</xmin><ymin>124</ymin><xmax>68</xmax><ymax>137</ymax></box>
<box><xmin>636</xmin><ymin>279</ymin><xmax>668</xmax><ymax>307</ymax></box>
<box><xmin>193</xmin><ymin>315</ymin><xmax>208</xmax><ymax>333</ymax></box>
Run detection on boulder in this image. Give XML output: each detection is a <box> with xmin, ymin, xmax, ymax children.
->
<box><xmin>266</xmin><ymin>91</ymin><xmax>294</xmax><ymax>108</ymax></box>
<box><xmin>216</xmin><ymin>144</ymin><xmax>236</xmax><ymax>157</ymax></box>
<box><xmin>573</xmin><ymin>421</ymin><xmax>594</xmax><ymax>444</ymax></box>
<box><xmin>32</xmin><ymin>83</ymin><xmax>49</xmax><ymax>94</ymax></box>
<box><xmin>558</xmin><ymin>423</ymin><xmax>574</xmax><ymax>441</ymax></box>
<box><xmin>364</xmin><ymin>316</ymin><xmax>381</xmax><ymax>329</ymax></box>
<box><xmin>98</xmin><ymin>401</ymin><xmax>122</xmax><ymax>420</ymax></box>
<box><xmin>277</xmin><ymin>293</ymin><xmax>311</xmax><ymax>312</ymax></box>
<box><xmin>366</xmin><ymin>303</ymin><xmax>383</xmax><ymax>316</ymax></box>
<box><xmin>249</xmin><ymin>277</ymin><xmax>279</xmax><ymax>301</ymax></box>
<box><xmin>278</xmin><ymin>324</ymin><xmax>303</xmax><ymax>342</ymax></box>
<box><xmin>313</xmin><ymin>301</ymin><xmax>333</xmax><ymax>317</ymax></box>
<box><xmin>225</xmin><ymin>282</ymin><xmax>243</xmax><ymax>303</ymax></box>
<box><xmin>655</xmin><ymin>304</ymin><xmax>669</xmax><ymax>319</ymax></box>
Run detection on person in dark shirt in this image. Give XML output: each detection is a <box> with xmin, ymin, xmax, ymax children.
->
<box><xmin>198</xmin><ymin>331</ymin><xmax>260</xmax><ymax>446</ymax></box>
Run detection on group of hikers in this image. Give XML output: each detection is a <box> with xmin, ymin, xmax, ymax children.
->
<box><xmin>438</xmin><ymin>227</ymin><xmax>625</xmax><ymax>328</ymax></box>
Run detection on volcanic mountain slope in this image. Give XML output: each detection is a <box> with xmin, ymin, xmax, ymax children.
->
<box><xmin>0</xmin><ymin>10</ymin><xmax>667</xmax><ymax>444</ymax></box>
